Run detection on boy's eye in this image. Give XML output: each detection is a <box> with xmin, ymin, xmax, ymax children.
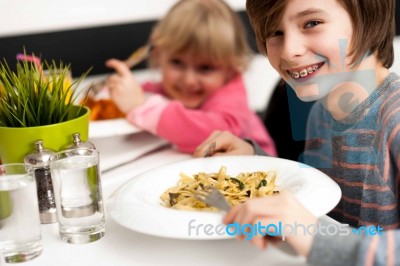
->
<box><xmin>304</xmin><ymin>21</ymin><xmax>321</xmax><ymax>28</ymax></box>
<box><xmin>268</xmin><ymin>31</ymin><xmax>283</xmax><ymax>38</ymax></box>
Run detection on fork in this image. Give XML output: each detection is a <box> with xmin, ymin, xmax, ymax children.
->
<box><xmin>195</xmin><ymin>187</ymin><xmax>231</xmax><ymax>211</ymax></box>
<box><xmin>203</xmin><ymin>141</ymin><xmax>216</xmax><ymax>157</ymax></box>
<box><xmin>196</xmin><ymin>187</ymin><xmax>297</xmax><ymax>255</ymax></box>
<box><xmin>87</xmin><ymin>43</ymin><xmax>152</xmax><ymax>96</ymax></box>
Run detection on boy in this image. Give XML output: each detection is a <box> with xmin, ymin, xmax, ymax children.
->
<box><xmin>194</xmin><ymin>0</ymin><xmax>399</xmax><ymax>264</ymax></box>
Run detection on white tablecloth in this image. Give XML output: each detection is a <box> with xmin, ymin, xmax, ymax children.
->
<box><xmin>19</xmin><ymin>133</ymin><xmax>309</xmax><ymax>266</ymax></box>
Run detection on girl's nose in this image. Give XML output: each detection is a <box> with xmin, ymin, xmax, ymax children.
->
<box><xmin>183</xmin><ymin>69</ymin><xmax>198</xmax><ymax>87</ymax></box>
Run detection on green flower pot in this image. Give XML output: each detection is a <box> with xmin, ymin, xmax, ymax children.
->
<box><xmin>0</xmin><ymin>105</ymin><xmax>90</xmax><ymax>219</ymax></box>
<box><xmin>0</xmin><ymin>106</ymin><xmax>90</xmax><ymax>164</ymax></box>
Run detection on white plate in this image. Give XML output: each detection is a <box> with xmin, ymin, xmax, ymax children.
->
<box><xmin>89</xmin><ymin>118</ymin><xmax>142</xmax><ymax>139</ymax></box>
<box><xmin>107</xmin><ymin>156</ymin><xmax>341</xmax><ymax>240</ymax></box>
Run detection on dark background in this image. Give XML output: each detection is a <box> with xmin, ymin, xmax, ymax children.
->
<box><xmin>0</xmin><ymin>7</ymin><xmax>398</xmax><ymax>78</ymax></box>
<box><xmin>0</xmin><ymin>12</ymin><xmax>254</xmax><ymax>77</ymax></box>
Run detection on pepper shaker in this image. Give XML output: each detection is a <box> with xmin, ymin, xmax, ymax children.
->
<box><xmin>24</xmin><ymin>140</ymin><xmax>57</xmax><ymax>224</ymax></box>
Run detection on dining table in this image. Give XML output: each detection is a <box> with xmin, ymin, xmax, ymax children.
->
<box><xmin>15</xmin><ymin>131</ymin><xmax>310</xmax><ymax>266</ymax></box>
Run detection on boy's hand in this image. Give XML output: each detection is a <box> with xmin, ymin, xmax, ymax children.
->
<box><xmin>223</xmin><ymin>191</ymin><xmax>317</xmax><ymax>257</ymax></box>
<box><xmin>106</xmin><ymin>59</ymin><xmax>145</xmax><ymax>113</ymax></box>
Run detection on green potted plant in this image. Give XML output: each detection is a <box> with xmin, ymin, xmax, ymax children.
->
<box><xmin>0</xmin><ymin>55</ymin><xmax>91</xmax><ymax>219</ymax></box>
<box><xmin>0</xmin><ymin>56</ymin><xmax>91</xmax><ymax>163</ymax></box>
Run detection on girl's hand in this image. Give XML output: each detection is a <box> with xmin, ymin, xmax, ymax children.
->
<box><xmin>193</xmin><ymin>131</ymin><xmax>254</xmax><ymax>157</ymax></box>
<box><xmin>106</xmin><ymin>59</ymin><xmax>145</xmax><ymax>113</ymax></box>
<box><xmin>223</xmin><ymin>191</ymin><xmax>317</xmax><ymax>257</ymax></box>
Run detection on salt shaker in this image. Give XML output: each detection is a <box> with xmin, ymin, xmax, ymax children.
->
<box><xmin>64</xmin><ymin>133</ymin><xmax>96</xmax><ymax>150</ymax></box>
<box><xmin>24</xmin><ymin>140</ymin><xmax>57</xmax><ymax>224</ymax></box>
<box><xmin>59</xmin><ymin>135</ymin><xmax>98</xmax><ymax>218</ymax></box>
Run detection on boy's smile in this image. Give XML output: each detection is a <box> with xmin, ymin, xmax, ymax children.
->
<box><xmin>265</xmin><ymin>0</ymin><xmax>355</xmax><ymax>101</ymax></box>
<box><xmin>265</xmin><ymin>0</ymin><xmax>390</xmax><ymax>120</ymax></box>
<box><xmin>286</xmin><ymin>62</ymin><xmax>325</xmax><ymax>80</ymax></box>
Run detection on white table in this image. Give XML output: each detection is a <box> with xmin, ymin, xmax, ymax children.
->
<box><xmin>20</xmin><ymin>133</ymin><xmax>309</xmax><ymax>266</ymax></box>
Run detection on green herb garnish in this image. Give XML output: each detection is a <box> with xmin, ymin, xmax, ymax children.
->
<box><xmin>256</xmin><ymin>179</ymin><xmax>267</xmax><ymax>189</ymax></box>
<box><xmin>230</xmin><ymin>177</ymin><xmax>245</xmax><ymax>190</ymax></box>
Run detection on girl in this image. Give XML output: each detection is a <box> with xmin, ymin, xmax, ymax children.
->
<box><xmin>194</xmin><ymin>0</ymin><xmax>400</xmax><ymax>264</ymax></box>
<box><xmin>105</xmin><ymin>0</ymin><xmax>276</xmax><ymax>155</ymax></box>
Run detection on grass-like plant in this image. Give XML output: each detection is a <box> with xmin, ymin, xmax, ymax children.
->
<box><xmin>0</xmin><ymin>58</ymin><xmax>90</xmax><ymax>127</ymax></box>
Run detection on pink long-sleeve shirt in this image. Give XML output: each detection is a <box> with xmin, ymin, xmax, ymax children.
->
<box><xmin>126</xmin><ymin>75</ymin><xmax>276</xmax><ymax>155</ymax></box>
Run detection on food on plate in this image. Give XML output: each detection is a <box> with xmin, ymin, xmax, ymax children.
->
<box><xmin>83</xmin><ymin>97</ymin><xmax>125</xmax><ymax>121</ymax></box>
<box><xmin>160</xmin><ymin>166</ymin><xmax>279</xmax><ymax>211</ymax></box>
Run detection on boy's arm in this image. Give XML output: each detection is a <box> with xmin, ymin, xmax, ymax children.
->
<box><xmin>247</xmin><ymin>138</ymin><xmax>400</xmax><ymax>265</ymax></box>
<box><xmin>308</xmin><ymin>217</ymin><xmax>399</xmax><ymax>266</ymax></box>
<box><xmin>307</xmin><ymin>217</ymin><xmax>361</xmax><ymax>266</ymax></box>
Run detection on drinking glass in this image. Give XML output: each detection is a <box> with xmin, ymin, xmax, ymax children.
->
<box><xmin>0</xmin><ymin>163</ymin><xmax>42</xmax><ymax>263</ymax></box>
<box><xmin>50</xmin><ymin>148</ymin><xmax>105</xmax><ymax>244</ymax></box>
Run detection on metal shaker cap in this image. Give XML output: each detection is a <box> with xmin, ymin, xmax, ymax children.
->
<box><xmin>24</xmin><ymin>140</ymin><xmax>55</xmax><ymax>168</ymax></box>
<box><xmin>64</xmin><ymin>133</ymin><xmax>96</xmax><ymax>150</ymax></box>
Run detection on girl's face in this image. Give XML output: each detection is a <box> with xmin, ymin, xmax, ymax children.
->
<box><xmin>158</xmin><ymin>51</ymin><xmax>234</xmax><ymax>108</ymax></box>
<box><xmin>266</xmin><ymin>0</ymin><xmax>359</xmax><ymax>102</ymax></box>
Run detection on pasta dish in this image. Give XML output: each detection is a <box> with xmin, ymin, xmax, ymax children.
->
<box><xmin>160</xmin><ymin>166</ymin><xmax>279</xmax><ymax>211</ymax></box>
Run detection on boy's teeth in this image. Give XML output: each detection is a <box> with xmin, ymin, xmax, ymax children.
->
<box><xmin>300</xmin><ymin>69</ymin><xmax>308</xmax><ymax>77</ymax></box>
<box><xmin>289</xmin><ymin>64</ymin><xmax>320</xmax><ymax>79</ymax></box>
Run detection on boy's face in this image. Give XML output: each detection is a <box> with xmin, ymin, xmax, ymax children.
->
<box><xmin>265</xmin><ymin>0</ymin><xmax>356</xmax><ymax>102</ymax></box>
<box><xmin>158</xmin><ymin>50</ymin><xmax>234</xmax><ymax>109</ymax></box>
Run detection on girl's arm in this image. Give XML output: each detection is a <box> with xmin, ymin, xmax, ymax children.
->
<box><xmin>129</xmin><ymin>80</ymin><xmax>257</xmax><ymax>153</ymax></box>
<box><xmin>156</xmin><ymin>101</ymin><xmax>245</xmax><ymax>152</ymax></box>
<box><xmin>106</xmin><ymin>59</ymin><xmax>145</xmax><ymax>113</ymax></box>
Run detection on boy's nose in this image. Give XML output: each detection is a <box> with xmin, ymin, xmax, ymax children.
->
<box><xmin>281</xmin><ymin>32</ymin><xmax>307</xmax><ymax>61</ymax></box>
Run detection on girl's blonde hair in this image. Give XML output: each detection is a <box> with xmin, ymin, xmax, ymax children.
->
<box><xmin>149</xmin><ymin>0</ymin><xmax>252</xmax><ymax>72</ymax></box>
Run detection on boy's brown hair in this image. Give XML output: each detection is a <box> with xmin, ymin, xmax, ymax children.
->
<box><xmin>246</xmin><ymin>0</ymin><xmax>396</xmax><ymax>68</ymax></box>
<box><xmin>149</xmin><ymin>0</ymin><xmax>252</xmax><ymax>72</ymax></box>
